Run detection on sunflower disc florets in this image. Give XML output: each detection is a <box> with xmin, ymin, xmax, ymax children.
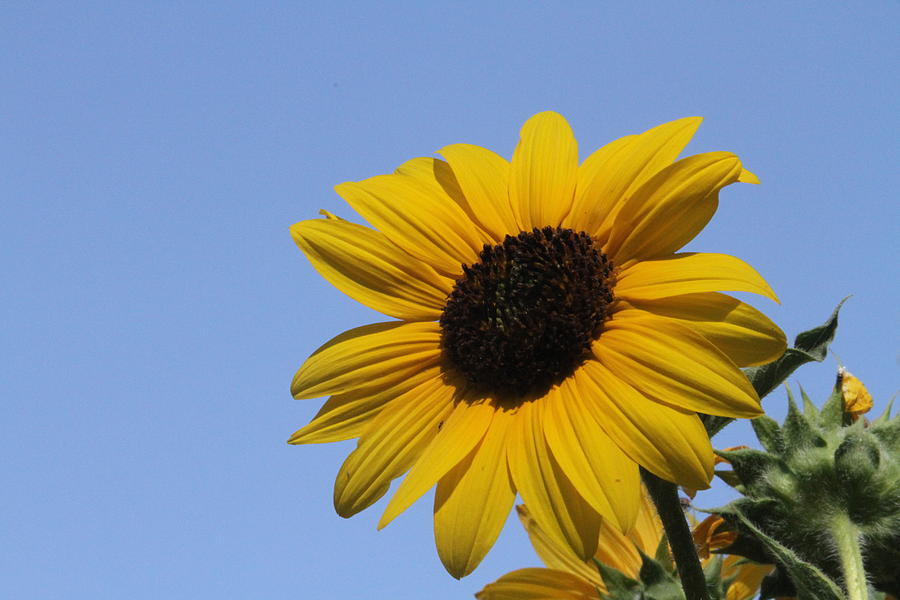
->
<box><xmin>440</xmin><ymin>226</ymin><xmax>614</xmax><ymax>398</ymax></box>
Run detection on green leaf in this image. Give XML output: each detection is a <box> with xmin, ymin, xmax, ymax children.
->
<box><xmin>745</xmin><ymin>298</ymin><xmax>845</xmax><ymax>399</ymax></box>
<box><xmin>705</xmin><ymin>299</ymin><xmax>846</xmax><ymax>438</ymax></box>
<box><xmin>715</xmin><ymin>505</ymin><xmax>844</xmax><ymax>600</ymax></box>
<box><xmin>752</xmin><ymin>414</ymin><xmax>784</xmax><ymax>453</ymax></box>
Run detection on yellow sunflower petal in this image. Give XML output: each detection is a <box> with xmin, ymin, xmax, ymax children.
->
<box><xmin>596</xmin><ymin>313</ymin><xmax>762</xmax><ymax>418</ymax></box>
<box><xmin>615</xmin><ymin>252</ymin><xmax>779</xmax><ymax>303</ymax></box>
<box><xmin>738</xmin><ymin>168</ymin><xmax>760</xmax><ymax>184</ymax></box>
<box><xmin>594</xmin><ymin>515</ymin><xmax>643</xmax><ymax>578</ymax></box>
<box><xmin>516</xmin><ymin>506</ymin><xmax>604</xmax><ymax>588</ymax></box>
<box><xmin>606</xmin><ymin>152</ymin><xmax>745</xmax><ymax>264</ymax></box>
<box><xmin>574</xmin><ymin>117</ymin><xmax>702</xmax><ymax>241</ymax></box>
<box><xmin>291</xmin><ymin>217</ymin><xmax>453</xmax><ymax>320</ymax></box>
<box><xmin>723</xmin><ymin>557</ymin><xmax>773</xmax><ymax>600</ymax></box>
<box><xmin>289</xmin><ymin>366</ymin><xmax>437</xmax><ymax>444</ymax></box>
<box><xmin>509</xmin><ymin>111</ymin><xmax>578</xmax><ymax>230</ymax></box>
<box><xmin>693</xmin><ymin>515</ymin><xmax>738</xmax><ymax>559</ymax></box>
<box><xmin>543</xmin><ymin>378</ymin><xmax>641</xmax><ymax>533</ymax></box>
<box><xmin>840</xmin><ymin>368</ymin><xmax>873</xmax><ymax>419</ymax></box>
<box><xmin>520</xmin><ymin>486</ymin><xmax>661</xmax><ymax>582</ymax></box>
<box><xmin>378</xmin><ymin>396</ymin><xmax>494</xmax><ymax>529</ymax></box>
<box><xmin>335</xmin><ymin>171</ymin><xmax>484</xmax><ymax>276</ymax></box>
<box><xmin>575</xmin><ymin>361</ymin><xmax>714</xmax><ymax>490</ymax></box>
<box><xmin>333</xmin><ymin>371</ymin><xmax>454</xmax><ymax>517</ymax></box>
<box><xmin>507</xmin><ymin>399</ymin><xmax>602</xmax><ymax>559</ymax></box>
<box><xmin>433</xmin><ymin>408</ymin><xmax>516</xmax><ymax>578</ymax></box>
<box><xmin>291</xmin><ymin>321</ymin><xmax>441</xmax><ymax>400</ymax></box>
<box><xmin>439</xmin><ymin>143</ymin><xmax>516</xmax><ymax>242</ymax></box>
<box><xmin>624</xmin><ymin>488</ymin><xmax>664</xmax><ymax>557</ymax></box>
<box><xmin>564</xmin><ymin>134</ymin><xmax>636</xmax><ymax>233</ymax></box>
<box><xmin>476</xmin><ymin>568</ymin><xmax>598</xmax><ymax>600</ymax></box>
<box><xmin>393</xmin><ymin>157</ymin><xmax>497</xmax><ymax>244</ymax></box>
<box><xmin>622</xmin><ymin>293</ymin><xmax>786</xmax><ymax>367</ymax></box>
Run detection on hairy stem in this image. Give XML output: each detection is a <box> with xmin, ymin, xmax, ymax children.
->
<box><xmin>641</xmin><ymin>469</ymin><xmax>709</xmax><ymax>600</ymax></box>
<box><xmin>831</xmin><ymin>514</ymin><xmax>867</xmax><ymax>600</ymax></box>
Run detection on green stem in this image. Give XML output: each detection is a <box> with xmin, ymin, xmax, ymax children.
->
<box><xmin>831</xmin><ymin>514</ymin><xmax>867</xmax><ymax>600</ymax></box>
<box><xmin>641</xmin><ymin>469</ymin><xmax>709</xmax><ymax>600</ymax></box>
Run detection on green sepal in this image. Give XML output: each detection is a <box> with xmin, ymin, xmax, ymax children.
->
<box><xmin>653</xmin><ymin>533</ymin><xmax>673</xmax><ymax>570</ymax></box>
<box><xmin>782</xmin><ymin>389</ymin><xmax>826</xmax><ymax>455</ymax></box>
<box><xmin>713</xmin><ymin>468</ymin><xmax>742</xmax><ymax>489</ymax></box>
<box><xmin>716</xmin><ymin>448</ymin><xmax>783</xmax><ymax>492</ymax></box>
<box><xmin>835</xmin><ymin>430</ymin><xmax>881</xmax><ymax>476</ymax></box>
<box><xmin>595</xmin><ymin>559</ymin><xmax>643</xmax><ymax>600</ymax></box>
<box><xmin>638</xmin><ymin>551</ymin><xmax>684</xmax><ymax>600</ymax></box>
<box><xmin>800</xmin><ymin>384</ymin><xmax>819</xmax><ymax>419</ymax></box>
<box><xmin>870</xmin><ymin>405</ymin><xmax>900</xmax><ymax>452</ymax></box>
<box><xmin>873</xmin><ymin>396</ymin><xmax>896</xmax><ymax>425</ymax></box>
<box><xmin>760</xmin><ymin>566</ymin><xmax>798</xmax><ymax>599</ymax></box>
<box><xmin>705</xmin><ymin>299</ymin><xmax>845</xmax><ymax>438</ymax></box>
<box><xmin>702</xmin><ymin>554</ymin><xmax>725</xmax><ymax>600</ymax></box>
<box><xmin>819</xmin><ymin>377</ymin><xmax>845</xmax><ymax>428</ymax></box>
<box><xmin>715</xmin><ymin>504</ymin><xmax>844</xmax><ymax>600</ymax></box>
<box><xmin>751</xmin><ymin>414</ymin><xmax>784</xmax><ymax>454</ymax></box>
<box><xmin>711</xmin><ymin>500</ymin><xmax>778</xmax><ymax>565</ymax></box>
<box><xmin>868</xmin><ymin>589</ymin><xmax>890</xmax><ymax>600</ymax></box>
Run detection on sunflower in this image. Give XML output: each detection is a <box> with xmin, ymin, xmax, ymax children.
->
<box><xmin>477</xmin><ymin>496</ymin><xmax>773</xmax><ymax>600</ymax></box>
<box><xmin>289</xmin><ymin>112</ymin><xmax>785</xmax><ymax>578</ymax></box>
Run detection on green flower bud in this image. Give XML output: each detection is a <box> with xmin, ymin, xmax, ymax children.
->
<box><xmin>713</xmin><ymin>371</ymin><xmax>900</xmax><ymax>598</ymax></box>
<box><xmin>835</xmin><ymin>431</ymin><xmax>880</xmax><ymax>483</ymax></box>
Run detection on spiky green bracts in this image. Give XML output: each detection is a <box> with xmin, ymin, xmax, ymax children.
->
<box><xmin>713</xmin><ymin>373</ymin><xmax>899</xmax><ymax>600</ymax></box>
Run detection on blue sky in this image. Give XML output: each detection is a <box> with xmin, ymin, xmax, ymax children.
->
<box><xmin>3</xmin><ymin>3</ymin><xmax>898</xmax><ymax>599</ymax></box>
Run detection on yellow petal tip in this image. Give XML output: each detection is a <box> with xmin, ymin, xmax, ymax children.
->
<box><xmin>738</xmin><ymin>168</ymin><xmax>761</xmax><ymax>184</ymax></box>
<box><xmin>376</xmin><ymin>510</ymin><xmax>396</xmax><ymax>531</ymax></box>
<box><xmin>289</xmin><ymin>221</ymin><xmax>304</xmax><ymax>241</ymax></box>
<box><xmin>522</xmin><ymin>110</ymin><xmax>569</xmax><ymax>129</ymax></box>
<box><xmin>287</xmin><ymin>427</ymin><xmax>313</xmax><ymax>445</ymax></box>
<box><xmin>671</xmin><ymin>115</ymin><xmax>703</xmax><ymax>131</ymax></box>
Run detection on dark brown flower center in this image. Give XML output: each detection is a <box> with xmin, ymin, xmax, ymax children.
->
<box><xmin>440</xmin><ymin>227</ymin><xmax>614</xmax><ymax>399</ymax></box>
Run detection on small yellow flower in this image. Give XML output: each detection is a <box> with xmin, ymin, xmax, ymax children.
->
<box><xmin>840</xmin><ymin>367</ymin><xmax>873</xmax><ymax>421</ymax></box>
<box><xmin>478</xmin><ymin>492</ymin><xmax>662</xmax><ymax>599</ymax></box>
<box><xmin>478</xmin><ymin>497</ymin><xmax>772</xmax><ymax>600</ymax></box>
<box><xmin>693</xmin><ymin>514</ymin><xmax>738</xmax><ymax>559</ymax></box>
<box><xmin>693</xmin><ymin>515</ymin><xmax>774</xmax><ymax>600</ymax></box>
<box><xmin>289</xmin><ymin>112</ymin><xmax>785</xmax><ymax>577</ymax></box>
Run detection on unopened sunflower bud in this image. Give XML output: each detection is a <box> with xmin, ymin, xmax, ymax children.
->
<box><xmin>713</xmin><ymin>380</ymin><xmax>900</xmax><ymax>598</ymax></box>
<box><xmin>834</xmin><ymin>431</ymin><xmax>881</xmax><ymax>485</ymax></box>
<box><xmin>834</xmin><ymin>431</ymin><xmax>881</xmax><ymax>469</ymax></box>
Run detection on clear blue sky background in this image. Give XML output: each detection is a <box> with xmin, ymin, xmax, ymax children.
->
<box><xmin>3</xmin><ymin>3</ymin><xmax>898</xmax><ymax>599</ymax></box>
